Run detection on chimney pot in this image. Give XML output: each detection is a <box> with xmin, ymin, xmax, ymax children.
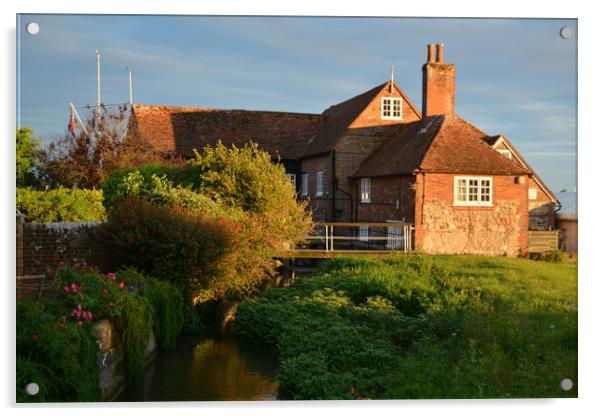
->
<box><xmin>436</xmin><ymin>43</ymin><xmax>444</xmax><ymax>63</ymax></box>
<box><xmin>427</xmin><ymin>44</ymin><xmax>435</xmax><ymax>63</ymax></box>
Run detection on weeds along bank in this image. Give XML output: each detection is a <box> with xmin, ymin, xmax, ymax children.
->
<box><xmin>235</xmin><ymin>255</ymin><xmax>578</xmax><ymax>399</ymax></box>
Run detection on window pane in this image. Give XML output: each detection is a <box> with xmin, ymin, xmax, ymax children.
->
<box><xmin>469</xmin><ymin>180</ymin><xmax>479</xmax><ymax>201</ymax></box>
<box><xmin>456</xmin><ymin>179</ymin><xmax>467</xmax><ymax>201</ymax></box>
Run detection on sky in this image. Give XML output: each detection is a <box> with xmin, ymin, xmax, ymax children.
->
<box><xmin>16</xmin><ymin>14</ymin><xmax>577</xmax><ymax>193</ymax></box>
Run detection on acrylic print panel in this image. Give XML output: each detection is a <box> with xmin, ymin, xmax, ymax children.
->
<box><xmin>16</xmin><ymin>14</ymin><xmax>577</xmax><ymax>402</ymax></box>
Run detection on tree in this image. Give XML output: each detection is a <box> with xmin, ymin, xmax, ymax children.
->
<box><xmin>16</xmin><ymin>128</ymin><xmax>40</xmax><ymax>187</ymax></box>
<box><xmin>36</xmin><ymin>105</ymin><xmax>173</xmax><ymax>189</ymax></box>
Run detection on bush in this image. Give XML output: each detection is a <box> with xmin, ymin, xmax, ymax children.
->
<box><xmin>17</xmin><ymin>187</ymin><xmax>105</xmax><ymax>222</ymax></box>
<box><xmin>536</xmin><ymin>249</ymin><xmax>565</xmax><ymax>263</ymax></box>
<box><xmin>102</xmin><ymin>143</ymin><xmax>312</xmax><ymax>304</ymax></box>
<box><xmin>102</xmin><ymin>197</ymin><xmax>243</xmax><ymax>302</ymax></box>
<box><xmin>16</xmin><ymin>298</ymin><xmax>101</xmax><ymax>402</ymax></box>
<box><xmin>140</xmin><ymin>277</ymin><xmax>184</xmax><ymax>351</ymax></box>
<box><xmin>16</xmin><ymin>127</ymin><xmax>40</xmax><ymax>187</ymax></box>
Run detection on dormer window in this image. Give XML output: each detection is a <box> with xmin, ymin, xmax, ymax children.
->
<box><xmin>381</xmin><ymin>97</ymin><xmax>402</xmax><ymax>120</ymax></box>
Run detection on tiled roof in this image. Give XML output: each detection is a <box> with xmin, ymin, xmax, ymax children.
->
<box><xmin>301</xmin><ymin>82</ymin><xmax>388</xmax><ymax>157</ymax></box>
<box><xmin>352</xmin><ymin>115</ymin><xmax>531</xmax><ymax>177</ymax></box>
<box><xmin>481</xmin><ymin>134</ymin><xmax>557</xmax><ymax>202</ymax></box>
<box><xmin>129</xmin><ymin>104</ymin><xmax>323</xmax><ymax>160</ymax></box>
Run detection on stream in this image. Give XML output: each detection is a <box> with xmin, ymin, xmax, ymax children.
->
<box><xmin>115</xmin><ymin>334</ymin><xmax>279</xmax><ymax>402</ymax></box>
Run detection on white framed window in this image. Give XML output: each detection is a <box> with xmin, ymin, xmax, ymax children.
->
<box><xmin>301</xmin><ymin>173</ymin><xmax>308</xmax><ymax>196</ymax></box>
<box><xmin>360</xmin><ymin>178</ymin><xmax>371</xmax><ymax>203</ymax></box>
<box><xmin>381</xmin><ymin>97</ymin><xmax>403</xmax><ymax>120</ymax></box>
<box><xmin>528</xmin><ymin>188</ymin><xmax>538</xmax><ymax>200</ymax></box>
<box><xmin>454</xmin><ymin>176</ymin><xmax>493</xmax><ymax>206</ymax></box>
<box><xmin>285</xmin><ymin>173</ymin><xmax>296</xmax><ymax>189</ymax></box>
<box><xmin>497</xmin><ymin>149</ymin><xmax>512</xmax><ymax>159</ymax></box>
<box><xmin>359</xmin><ymin>226</ymin><xmax>369</xmax><ymax>242</ymax></box>
<box><xmin>316</xmin><ymin>171</ymin><xmax>324</xmax><ymax>196</ymax></box>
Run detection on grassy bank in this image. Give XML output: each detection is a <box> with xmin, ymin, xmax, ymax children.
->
<box><xmin>235</xmin><ymin>254</ymin><xmax>577</xmax><ymax>399</ymax></box>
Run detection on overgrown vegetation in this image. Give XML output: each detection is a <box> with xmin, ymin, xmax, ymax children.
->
<box><xmin>17</xmin><ymin>187</ymin><xmax>106</xmax><ymax>222</ymax></box>
<box><xmin>235</xmin><ymin>255</ymin><xmax>578</xmax><ymax>399</ymax></box>
<box><xmin>102</xmin><ymin>142</ymin><xmax>312</xmax><ymax>304</ymax></box>
<box><xmin>16</xmin><ymin>127</ymin><xmax>40</xmax><ymax>187</ymax></box>
<box><xmin>17</xmin><ymin>265</ymin><xmax>184</xmax><ymax>401</ymax></box>
<box><xmin>139</xmin><ymin>277</ymin><xmax>185</xmax><ymax>351</ymax></box>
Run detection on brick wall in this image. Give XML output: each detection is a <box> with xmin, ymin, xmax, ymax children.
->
<box><xmin>20</xmin><ymin>221</ymin><xmax>110</xmax><ymax>278</ymax></box>
<box><xmin>414</xmin><ymin>172</ymin><xmax>529</xmax><ymax>256</ymax></box>
<box><xmin>349</xmin><ymin>84</ymin><xmax>421</xmax><ymax>128</ymax></box>
<box><xmin>354</xmin><ymin>175</ymin><xmax>416</xmax><ymax>223</ymax></box>
<box><xmin>300</xmin><ymin>154</ymin><xmax>332</xmax><ymax>221</ymax></box>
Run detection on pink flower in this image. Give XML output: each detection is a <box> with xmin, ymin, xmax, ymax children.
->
<box><xmin>107</xmin><ymin>272</ymin><xmax>116</xmax><ymax>281</ymax></box>
<box><xmin>61</xmin><ymin>315</ymin><xmax>67</xmax><ymax>321</ymax></box>
<box><xmin>78</xmin><ymin>321</ymin><xmax>83</xmax><ymax>326</ymax></box>
<box><xmin>70</xmin><ymin>283</ymin><xmax>79</xmax><ymax>292</ymax></box>
<box><xmin>76</xmin><ymin>304</ymin><xmax>82</xmax><ymax>311</ymax></box>
<box><xmin>31</xmin><ymin>334</ymin><xmax>38</xmax><ymax>342</ymax></box>
<box><xmin>118</xmin><ymin>281</ymin><xmax>125</xmax><ymax>289</ymax></box>
<box><xmin>63</xmin><ymin>286</ymin><xmax>71</xmax><ymax>293</ymax></box>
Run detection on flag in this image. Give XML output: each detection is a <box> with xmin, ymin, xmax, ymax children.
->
<box><xmin>68</xmin><ymin>111</ymin><xmax>77</xmax><ymax>137</ymax></box>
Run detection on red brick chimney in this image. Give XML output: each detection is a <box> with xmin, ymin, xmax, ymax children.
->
<box><xmin>422</xmin><ymin>43</ymin><xmax>456</xmax><ymax>118</ymax></box>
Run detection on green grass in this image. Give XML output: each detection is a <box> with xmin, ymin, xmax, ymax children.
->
<box><xmin>235</xmin><ymin>254</ymin><xmax>577</xmax><ymax>400</ymax></box>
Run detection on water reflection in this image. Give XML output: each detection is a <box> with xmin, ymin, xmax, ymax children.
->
<box><xmin>116</xmin><ymin>335</ymin><xmax>279</xmax><ymax>402</ymax></box>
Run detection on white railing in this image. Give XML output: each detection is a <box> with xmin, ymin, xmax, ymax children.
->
<box><xmin>305</xmin><ymin>222</ymin><xmax>414</xmax><ymax>253</ymax></box>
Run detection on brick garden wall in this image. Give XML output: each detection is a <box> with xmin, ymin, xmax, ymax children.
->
<box><xmin>19</xmin><ymin>219</ymin><xmax>110</xmax><ymax>278</ymax></box>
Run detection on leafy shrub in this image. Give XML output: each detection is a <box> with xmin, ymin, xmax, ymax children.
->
<box><xmin>536</xmin><ymin>249</ymin><xmax>565</xmax><ymax>263</ymax></box>
<box><xmin>102</xmin><ymin>196</ymin><xmax>243</xmax><ymax>302</ymax></box>
<box><xmin>113</xmin><ymin>295</ymin><xmax>153</xmax><ymax>382</ymax></box>
<box><xmin>16</xmin><ymin>127</ymin><xmax>40</xmax><ymax>187</ymax></box>
<box><xmin>140</xmin><ymin>278</ymin><xmax>184</xmax><ymax>351</ymax></box>
<box><xmin>17</xmin><ymin>187</ymin><xmax>105</xmax><ymax>222</ymax></box>
<box><xmin>102</xmin><ymin>143</ymin><xmax>312</xmax><ymax>304</ymax></box>
<box><xmin>16</xmin><ymin>298</ymin><xmax>100</xmax><ymax>402</ymax></box>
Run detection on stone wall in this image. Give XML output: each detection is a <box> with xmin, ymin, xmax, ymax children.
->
<box><xmin>93</xmin><ymin>319</ymin><xmax>157</xmax><ymax>401</ymax></box>
<box><xmin>528</xmin><ymin>177</ymin><xmax>556</xmax><ymax>230</ymax></box>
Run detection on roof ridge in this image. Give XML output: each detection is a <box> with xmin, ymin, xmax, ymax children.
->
<box><xmin>133</xmin><ymin>104</ymin><xmax>321</xmax><ymax>118</ymax></box>
<box><xmin>323</xmin><ymin>82</ymin><xmax>388</xmax><ymax>113</ymax></box>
